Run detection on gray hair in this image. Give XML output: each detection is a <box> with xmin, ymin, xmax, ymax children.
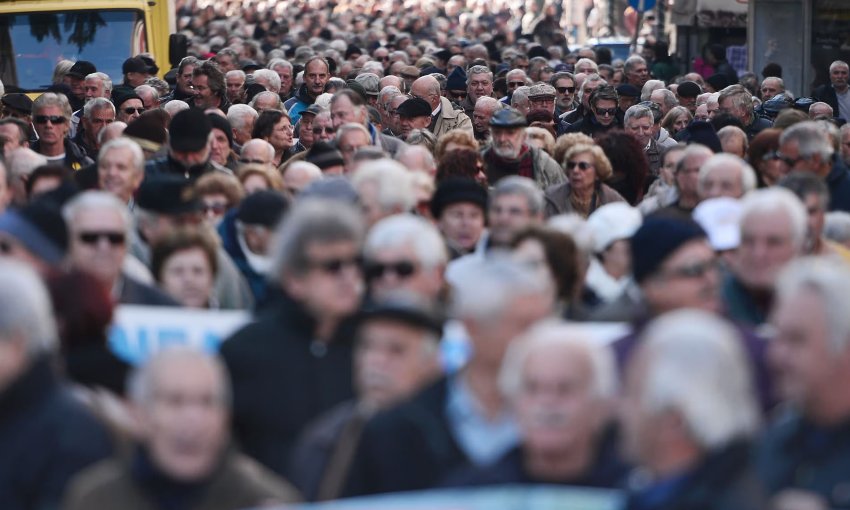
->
<box><xmin>639</xmin><ymin>309</ymin><xmax>760</xmax><ymax>449</ymax></box>
<box><xmin>476</xmin><ymin>96</ymin><xmax>503</xmax><ymax>113</ymax></box>
<box><xmin>492</xmin><ymin>175</ymin><xmax>545</xmax><ymax>215</ymax></box>
<box><xmin>467</xmin><ymin>65</ymin><xmax>493</xmax><ymax>82</ymax></box>
<box><xmin>227</xmin><ymin>104</ymin><xmax>259</xmax><ymax>133</ymax></box>
<box><xmin>379</xmin><ymin>86</ymin><xmax>402</xmax><ymax>107</ymax></box>
<box><xmin>452</xmin><ymin>257</ymin><xmax>551</xmax><ymax>322</ymax></box>
<box><xmin>780</xmin><ymin>121</ymin><xmax>835</xmax><ymax>161</ymax></box>
<box><xmin>134</xmin><ymin>84</ymin><xmax>160</xmax><ymax>103</ymax></box>
<box><xmin>350</xmin><ymin>158</ymin><xmax>417</xmax><ymax>213</ymax></box>
<box><xmin>511</xmin><ymin>86</ymin><xmax>531</xmax><ymax>107</ymax></box>
<box><xmin>336</xmin><ymin>122</ymin><xmax>371</xmax><ymax>142</ymax></box>
<box><xmin>574</xmin><ymin>58</ymin><xmax>599</xmax><ymax>73</ymax></box>
<box><xmin>0</xmin><ymin>260</ymin><xmax>57</xmax><ymax>355</ymax></box>
<box><xmin>6</xmin><ymin>147</ymin><xmax>48</xmax><ymax>179</ymax></box>
<box><xmin>253</xmin><ymin>68</ymin><xmax>282</xmax><ymax>93</ymax></box>
<box><xmin>578</xmin><ymin>74</ymin><xmax>606</xmax><ymax>98</ymax></box>
<box><xmin>365</xmin><ymin>214</ymin><xmax>448</xmax><ymax>269</ymax></box>
<box><xmin>83</xmin><ymin>97</ymin><xmax>115</xmax><ymax>120</ymax></box>
<box><xmin>640</xmin><ymin>80</ymin><xmax>665</xmax><ymax>102</ymax></box>
<box><xmin>33</xmin><ymin>92</ymin><xmax>72</xmax><ymax>119</ymax></box>
<box><xmin>85</xmin><ymin>72</ymin><xmax>113</xmax><ymax>93</ymax></box>
<box><xmin>718</xmin><ymin>84</ymin><xmax>754</xmax><ymax>117</ymax></box>
<box><xmin>652</xmin><ymin>89</ymin><xmax>678</xmax><ymax>110</ymax></box>
<box><xmin>739</xmin><ymin>187</ymin><xmax>808</xmax><ymax>250</ymax></box>
<box><xmin>62</xmin><ymin>190</ymin><xmax>133</xmax><ymax>236</ymax></box>
<box><xmin>698</xmin><ymin>154</ymin><xmax>757</xmax><ymax>196</ymax></box>
<box><xmin>225</xmin><ymin>70</ymin><xmax>247</xmax><ymax>82</ymax></box>
<box><xmin>776</xmin><ymin>257</ymin><xmax>850</xmax><ymax>352</ymax></box>
<box><xmin>624</xmin><ymin>104</ymin><xmax>653</xmax><ymax>125</ymax></box>
<box><xmin>249</xmin><ymin>91</ymin><xmax>283</xmax><ymax>111</ymax></box>
<box><xmin>163</xmin><ymin>100</ymin><xmax>190</xmax><ymax>117</ymax></box>
<box><xmin>624</xmin><ymin>55</ymin><xmax>648</xmax><ymax>74</ymax></box>
<box><xmin>128</xmin><ymin>346</ymin><xmax>232</xmax><ymax>408</ymax></box>
<box><xmin>269</xmin><ymin>198</ymin><xmax>365</xmax><ymax>281</ymax></box>
<box><xmin>99</xmin><ymin>137</ymin><xmax>144</xmax><ymax>173</ymax></box>
<box><xmin>825</xmin><ymin>211</ymin><xmax>850</xmax><ymax>245</ymax></box>
<box><xmin>499</xmin><ymin>320</ymin><xmax>617</xmax><ymax>401</ymax></box>
<box><xmin>268</xmin><ymin>58</ymin><xmax>293</xmax><ymax>72</ymax></box>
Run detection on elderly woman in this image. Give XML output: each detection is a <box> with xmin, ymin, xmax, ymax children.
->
<box><xmin>194</xmin><ymin>172</ymin><xmax>245</xmax><ymax>226</ymax></box>
<box><xmin>543</xmin><ymin>143</ymin><xmax>625</xmax><ymax>218</ymax></box>
<box><xmin>252</xmin><ymin>109</ymin><xmax>295</xmax><ymax>167</ymax></box>
<box><xmin>747</xmin><ymin>128</ymin><xmax>786</xmax><ymax>187</ymax></box>
<box><xmin>237</xmin><ymin>164</ymin><xmax>283</xmax><ymax>195</ymax></box>
<box><xmin>434</xmin><ymin>129</ymin><xmax>479</xmax><ymax>161</ymax></box>
<box><xmin>152</xmin><ymin>228</ymin><xmax>219</xmax><ymax>308</ymax></box>
<box><xmin>660</xmin><ymin>106</ymin><xmax>693</xmax><ymax>137</ymax></box>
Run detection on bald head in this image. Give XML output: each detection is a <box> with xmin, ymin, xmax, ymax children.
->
<box><xmin>282</xmin><ymin>161</ymin><xmax>323</xmax><ymax>196</ymax></box>
<box><xmin>411</xmin><ymin>75</ymin><xmax>442</xmax><ymax>110</ymax></box>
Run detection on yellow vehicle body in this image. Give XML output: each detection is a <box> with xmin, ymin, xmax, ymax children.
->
<box><xmin>0</xmin><ymin>0</ymin><xmax>175</xmax><ymax>95</ymax></box>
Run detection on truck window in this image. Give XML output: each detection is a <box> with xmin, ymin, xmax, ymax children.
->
<box><xmin>0</xmin><ymin>10</ymin><xmax>142</xmax><ymax>92</ymax></box>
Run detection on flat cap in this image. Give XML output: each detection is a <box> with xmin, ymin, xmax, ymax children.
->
<box><xmin>528</xmin><ymin>83</ymin><xmax>556</xmax><ymax>99</ymax></box>
<box><xmin>490</xmin><ymin>107</ymin><xmax>527</xmax><ymax>128</ymax></box>
<box><xmin>396</xmin><ymin>97</ymin><xmax>432</xmax><ymax>118</ymax></box>
<box><xmin>399</xmin><ymin>65</ymin><xmax>420</xmax><ymax>79</ymax></box>
<box><xmin>66</xmin><ymin>60</ymin><xmax>97</xmax><ymax>79</ymax></box>
<box><xmin>355</xmin><ymin>73</ymin><xmax>381</xmax><ymax>96</ymax></box>
<box><xmin>2</xmin><ymin>93</ymin><xmax>33</xmax><ymax>114</ymax></box>
<box><xmin>676</xmin><ymin>80</ymin><xmax>702</xmax><ymax>98</ymax></box>
<box><xmin>616</xmin><ymin>83</ymin><xmax>640</xmax><ymax>98</ymax></box>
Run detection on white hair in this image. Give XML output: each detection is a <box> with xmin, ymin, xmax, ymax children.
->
<box><xmin>6</xmin><ymin>147</ymin><xmax>48</xmax><ymax>179</ymax></box>
<box><xmin>351</xmin><ymin>158</ymin><xmax>417</xmax><ymax>213</ymax></box>
<box><xmin>62</xmin><ymin>190</ymin><xmax>133</xmax><ymax>236</ymax></box>
<box><xmin>698</xmin><ymin>154</ymin><xmax>757</xmax><ymax>196</ymax></box>
<box><xmin>99</xmin><ymin>137</ymin><xmax>144</xmax><ymax>173</ymax></box>
<box><xmin>780</xmin><ymin>121</ymin><xmax>835</xmax><ymax>161</ymax></box>
<box><xmin>365</xmin><ymin>214</ymin><xmax>448</xmax><ymax>269</ymax></box>
<box><xmin>639</xmin><ymin>309</ymin><xmax>760</xmax><ymax>449</ymax></box>
<box><xmin>452</xmin><ymin>257</ymin><xmax>551</xmax><ymax>322</ymax></box>
<box><xmin>83</xmin><ymin>97</ymin><xmax>115</xmax><ymax>120</ymax></box>
<box><xmin>0</xmin><ymin>260</ymin><xmax>57</xmax><ymax>354</ymax></box>
<box><xmin>824</xmin><ymin>211</ymin><xmax>850</xmax><ymax>245</ymax></box>
<box><xmin>128</xmin><ymin>346</ymin><xmax>231</xmax><ymax>407</ymax></box>
<box><xmin>625</xmin><ymin>104</ymin><xmax>653</xmax><ymax>125</ymax></box>
<box><xmin>249</xmin><ymin>91</ymin><xmax>283</xmax><ymax>110</ymax></box>
<box><xmin>574</xmin><ymin>58</ymin><xmax>598</xmax><ymax>73</ymax></box>
<box><xmin>267</xmin><ymin>58</ymin><xmax>292</xmax><ymax>72</ymax></box>
<box><xmin>242</xmin><ymin>138</ymin><xmax>275</xmax><ymax>161</ymax></box>
<box><xmin>227</xmin><ymin>104</ymin><xmax>259</xmax><ymax>133</ymax></box>
<box><xmin>547</xmin><ymin>213</ymin><xmax>595</xmax><ymax>256</ymax></box>
<box><xmin>252</xmin><ymin>68</ymin><xmax>282</xmax><ymax>93</ymax></box>
<box><xmin>640</xmin><ymin>79</ymin><xmax>665</xmax><ymax>102</ymax></box>
<box><xmin>492</xmin><ymin>176</ymin><xmax>545</xmax><ymax>215</ymax></box>
<box><xmin>499</xmin><ymin>320</ymin><xmax>617</xmax><ymax>401</ymax></box>
<box><xmin>163</xmin><ymin>100</ymin><xmax>190</xmax><ymax>117</ymax></box>
<box><xmin>86</xmin><ymin>72</ymin><xmax>113</xmax><ymax>93</ymax></box>
<box><xmin>739</xmin><ymin>187</ymin><xmax>808</xmax><ymax>250</ymax></box>
<box><xmin>225</xmin><ymin>69</ymin><xmax>247</xmax><ymax>82</ymax></box>
<box><xmin>776</xmin><ymin>256</ymin><xmax>850</xmax><ymax>352</ymax></box>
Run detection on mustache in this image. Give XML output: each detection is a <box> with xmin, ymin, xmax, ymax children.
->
<box><xmin>525</xmin><ymin>407</ymin><xmax>573</xmax><ymax>428</ymax></box>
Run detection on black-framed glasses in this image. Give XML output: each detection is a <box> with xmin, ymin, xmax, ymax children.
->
<box><xmin>34</xmin><ymin>115</ymin><xmax>67</xmax><ymax>125</ymax></box>
<box><xmin>309</xmin><ymin>255</ymin><xmax>363</xmax><ymax>274</ymax></box>
<box><xmin>566</xmin><ymin>161</ymin><xmax>594</xmax><ymax>170</ymax></box>
<box><xmin>449</xmin><ymin>91</ymin><xmax>467</xmax><ymax>99</ymax></box>
<box><xmin>595</xmin><ymin>107</ymin><xmax>617</xmax><ymax>117</ymax></box>
<box><xmin>312</xmin><ymin>126</ymin><xmax>335</xmax><ymax>135</ymax></box>
<box><xmin>202</xmin><ymin>202</ymin><xmax>228</xmax><ymax>214</ymax></box>
<box><xmin>365</xmin><ymin>260</ymin><xmax>417</xmax><ymax>280</ymax></box>
<box><xmin>773</xmin><ymin>151</ymin><xmax>807</xmax><ymax>167</ymax></box>
<box><xmin>78</xmin><ymin>231</ymin><xmax>126</xmax><ymax>246</ymax></box>
<box><xmin>123</xmin><ymin>107</ymin><xmax>145</xmax><ymax>115</ymax></box>
<box><xmin>556</xmin><ymin>86</ymin><xmax>576</xmax><ymax>94</ymax></box>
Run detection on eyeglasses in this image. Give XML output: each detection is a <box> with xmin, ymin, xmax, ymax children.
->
<box><xmin>123</xmin><ymin>107</ymin><xmax>145</xmax><ymax>115</ymax></box>
<box><xmin>773</xmin><ymin>151</ymin><xmax>807</xmax><ymax>167</ymax></box>
<box><xmin>595</xmin><ymin>107</ymin><xmax>617</xmax><ymax>117</ymax></box>
<box><xmin>309</xmin><ymin>255</ymin><xmax>363</xmax><ymax>274</ymax></box>
<box><xmin>78</xmin><ymin>231</ymin><xmax>126</xmax><ymax>246</ymax></box>
<box><xmin>661</xmin><ymin>259</ymin><xmax>719</xmax><ymax>280</ymax></box>
<box><xmin>312</xmin><ymin>126</ymin><xmax>335</xmax><ymax>135</ymax></box>
<box><xmin>449</xmin><ymin>91</ymin><xmax>467</xmax><ymax>99</ymax></box>
<box><xmin>555</xmin><ymin>86</ymin><xmax>576</xmax><ymax>94</ymax></box>
<box><xmin>365</xmin><ymin>260</ymin><xmax>417</xmax><ymax>280</ymax></box>
<box><xmin>566</xmin><ymin>161</ymin><xmax>594</xmax><ymax>170</ymax></box>
<box><xmin>34</xmin><ymin>115</ymin><xmax>67</xmax><ymax>125</ymax></box>
<box><xmin>508</xmin><ymin>81</ymin><xmax>526</xmax><ymax>88</ymax></box>
<box><xmin>239</xmin><ymin>158</ymin><xmax>269</xmax><ymax>165</ymax></box>
<box><xmin>202</xmin><ymin>202</ymin><xmax>228</xmax><ymax>214</ymax></box>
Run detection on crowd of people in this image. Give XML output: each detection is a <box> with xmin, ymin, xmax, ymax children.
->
<box><xmin>2</xmin><ymin>1</ymin><xmax>850</xmax><ymax>509</ymax></box>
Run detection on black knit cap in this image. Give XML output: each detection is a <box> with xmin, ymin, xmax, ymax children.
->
<box><xmin>396</xmin><ymin>97</ymin><xmax>432</xmax><ymax>119</ymax></box>
<box><xmin>207</xmin><ymin>113</ymin><xmax>233</xmax><ymax>147</ymax></box>
<box><xmin>168</xmin><ymin>108</ymin><xmax>212</xmax><ymax>153</ymax></box>
<box><xmin>136</xmin><ymin>174</ymin><xmax>201</xmax><ymax>215</ymax></box>
<box><xmin>111</xmin><ymin>89</ymin><xmax>142</xmax><ymax>110</ymax></box>
<box><xmin>429</xmin><ymin>178</ymin><xmax>488</xmax><ymax>219</ymax></box>
<box><xmin>66</xmin><ymin>60</ymin><xmax>97</xmax><ymax>79</ymax></box>
<box><xmin>306</xmin><ymin>141</ymin><xmax>345</xmax><ymax>170</ymax></box>
<box><xmin>631</xmin><ymin>216</ymin><xmax>706</xmax><ymax>283</ymax></box>
<box><xmin>237</xmin><ymin>190</ymin><xmax>289</xmax><ymax>227</ymax></box>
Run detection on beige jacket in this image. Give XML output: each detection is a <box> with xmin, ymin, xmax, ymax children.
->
<box><xmin>432</xmin><ymin>96</ymin><xmax>473</xmax><ymax>139</ymax></box>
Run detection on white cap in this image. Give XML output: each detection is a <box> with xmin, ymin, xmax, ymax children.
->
<box><xmin>693</xmin><ymin>197</ymin><xmax>743</xmax><ymax>251</ymax></box>
<box><xmin>586</xmin><ymin>202</ymin><xmax>643</xmax><ymax>253</ymax></box>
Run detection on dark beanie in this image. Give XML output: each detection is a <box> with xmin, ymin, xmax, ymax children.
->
<box><xmin>306</xmin><ymin>141</ymin><xmax>345</xmax><ymax>170</ymax></box>
<box><xmin>237</xmin><ymin>190</ymin><xmax>289</xmax><ymax>227</ymax></box>
<box><xmin>0</xmin><ymin>202</ymin><xmax>68</xmax><ymax>264</ymax></box>
<box><xmin>124</xmin><ymin>111</ymin><xmax>168</xmax><ymax>146</ymax></box>
<box><xmin>675</xmin><ymin>120</ymin><xmax>722</xmax><ymax>153</ymax></box>
<box><xmin>631</xmin><ymin>216</ymin><xmax>706</xmax><ymax>283</ymax></box>
<box><xmin>168</xmin><ymin>108</ymin><xmax>212</xmax><ymax>152</ymax></box>
<box><xmin>207</xmin><ymin>113</ymin><xmax>234</xmax><ymax>147</ymax></box>
<box><xmin>446</xmin><ymin>66</ymin><xmax>467</xmax><ymax>90</ymax></box>
<box><xmin>706</xmin><ymin>73</ymin><xmax>730</xmax><ymax>92</ymax></box>
<box><xmin>429</xmin><ymin>178</ymin><xmax>488</xmax><ymax>219</ymax></box>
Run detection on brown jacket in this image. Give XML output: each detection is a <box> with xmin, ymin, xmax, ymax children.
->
<box><xmin>432</xmin><ymin>96</ymin><xmax>473</xmax><ymax>139</ymax></box>
<box><xmin>63</xmin><ymin>449</ymin><xmax>301</xmax><ymax>510</ymax></box>
<box><xmin>543</xmin><ymin>181</ymin><xmax>626</xmax><ymax>217</ymax></box>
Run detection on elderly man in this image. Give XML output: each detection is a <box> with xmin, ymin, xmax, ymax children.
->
<box><xmin>134</xmin><ymin>84</ymin><xmax>159</xmax><ymax>111</ymax></box>
<box><xmin>30</xmin><ymin>92</ymin><xmax>92</xmax><ymax>171</ymax></box>
<box><xmin>329</xmin><ymin>90</ymin><xmax>405</xmax><ymax>158</ymax></box>
<box><xmin>250</xmin><ymin>91</ymin><xmax>283</xmax><ymax>113</ymax></box>
<box><xmin>760</xmin><ymin>76</ymin><xmax>785</xmax><ymax>101</ymax></box>
<box><xmin>698</xmin><ymin>153</ymin><xmax>758</xmax><ymax>201</ymax></box>
<box><xmin>779</xmin><ymin>121</ymin><xmax>850</xmax><ymax>211</ymax></box>
<box><xmin>146</xmin><ymin>109</ymin><xmax>229</xmax><ymax>179</ymax></box>
<box><xmin>759</xmin><ymin>257</ymin><xmax>850</xmax><ymax>509</ymax></box>
<box><xmin>395</xmin><ymin>97</ymin><xmax>433</xmax><ymax>141</ymax></box>
<box><xmin>226</xmin><ymin>104</ymin><xmax>258</xmax><ymax>152</ymax></box>
<box><xmin>98</xmin><ymin>138</ymin><xmax>145</xmax><ymax>205</ymax></box>
<box><xmin>650</xmin><ymin>88</ymin><xmax>678</xmax><ymax>117</ymax></box>
<box><xmin>0</xmin><ymin>261</ymin><xmax>112</xmax><ymax>509</ymax></box>
<box><xmin>5</xmin><ymin>147</ymin><xmax>47</xmax><ymax>205</ymax></box>
<box><xmin>190</xmin><ymin>60</ymin><xmax>230</xmax><ymax>112</ymax></box>
<box><xmin>623</xmin><ymin>104</ymin><xmax>659</xmax><ymax>172</ymax></box>
<box><xmin>269</xmin><ymin>59</ymin><xmax>295</xmax><ymax>99</ymax></box>
<box><xmin>445</xmin><ymin>322</ymin><xmax>626</xmax><ymax>488</ymax></box>
<box><xmin>63</xmin><ymin>190</ymin><xmax>177</xmax><ymax>305</ymax></box>
<box><xmin>411</xmin><ymin>75</ymin><xmax>472</xmax><ymax>138</ymax></box>
<box><xmin>222</xmin><ymin>199</ymin><xmax>366</xmax><ymax>477</ymax></box>
<box><xmin>70</xmin><ymin>69</ymin><xmax>110</xmax><ymax>138</ymax></box>
<box><xmin>813</xmin><ymin>60</ymin><xmax>849</xmax><ymax>121</ymax></box>
<box><xmin>722</xmin><ymin>188</ymin><xmax>807</xmax><ymax>326</ymax></box>
<box><xmin>717</xmin><ymin>84</ymin><xmax>772</xmax><ymax>140</ymax></box>
<box><xmin>510</xmin><ymin>86</ymin><xmax>531</xmax><ymax>116</ymax></box>
<box><xmin>285</xmin><ymin>56</ymin><xmax>331</xmax><ymax>124</ymax></box>
<box><xmin>335</xmin><ymin>123</ymin><xmax>373</xmax><ymax>173</ymax></box>
<box><xmin>344</xmin><ymin>258</ymin><xmax>554</xmax><ymax>496</ymax></box>
<box><xmin>718</xmin><ymin>125</ymin><xmax>748</xmax><ymax>158</ymax></box>
<box><xmin>238</xmin><ymin>138</ymin><xmax>275</xmax><ymax>170</ymax></box>
<box><xmin>163</xmin><ymin>56</ymin><xmax>199</xmax><ymax>103</ymax></box>
<box><xmin>809</xmin><ymin>102</ymin><xmax>834</xmax><ymax>119</ymax></box>
<box><xmin>225</xmin><ymin>70</ymin><xmax>247</xmax><ymax>104</ymax></box>
<box><xmin>113</xmin><ymin>90</ymin><xmax>145</xmax><ymax>124</ymax></box>
<box><xmin>460</xmin><ymin>65</ymin><xmax>494</xmax><ymax>116</ymax></box>
<box><xmin>623</xmin><ymin>56</ymin><xmax>650</xmax><ymax>89</ymax></box>
<box><xmin>253</xmin><ymin>69</ymin><xmax>282</xmax><ymax>95</ymax></box>
<box><xmin>779</xmin><ymin>172</ymin><xmax>850</xmax><ymax>259</ymax></box>
<box><xmin>551</xmin><ymin>72</ymin><xmax>577</xmax><ymax>117</ymax></box>
<box><xmin>472</xmin><ymin>96</ymin><xmax>503</xmax><ymax>145</ymax></box>
<box><xmin>481</xmin><ymin>108</ymin><xmax>564</xmax><ymax>189</ymax></box>
<box><xmin>72</xmin><ymin>97</ymin><xmax>115</xmax><ymax>158</ymax></box>
<box><xmin>290</xmin><ymin>296</ymin><xmax>443</xmax><ymax>501</ymax></box>
<box><xmin>351</xmin><ymin>159</ymin><xmax>416</xmax><ymax>228</ymax></box>
<box><xmin>213</xmin><ymin>48</ymin><xmax>239</xmax><ymax>74</ymax></box>
<box><xmin>65</xmin><ymin>348</ymin><xmax>300</xmax><ymax>509</ymax></box>
<box><xmin>622</xmin><ymin>310</ymin><xmax>763</xmax><ymax>509</ymax></box>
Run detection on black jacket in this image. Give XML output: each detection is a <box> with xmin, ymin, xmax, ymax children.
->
<box><xmin>0</xmin><ymin>356</ymin><xmax>112</xmax><ymax>510</ymax></box>
<box><xmin>31</xmin><ymin>138</ymin><xmax>93</xmax><ymax>172</ymax></box>
<box><xmin>562</xmin><ymin>113</ymin><xmax>621</xmax><ymax>139</ymax></box>
<box><xmin>220</xmin><ymin>291</ymin><xmax>356</xmax><ymax>479</ymax></box>
<box><xmin>119</xmin><ymin>274</ymin><xmax>180</xmax><ymax>306</ymax></box>
<box><xmin>342</xmin><ymin>377</ymin><xmax>468</xmax><ymax>497</ymax></box>
<box><xmin>827</xmin><ymin>157</ymin><xmax>850</xmax><ymax>212</ymax></box>
<box><xmin>813</xmin><ymin>83</ymin><xmax>840</xmax><ymax>119</ymax></box>
<box><xmin>144</xmin><ymin>154</ymin><xmax>227</xmax><ymax>180</ymax></box>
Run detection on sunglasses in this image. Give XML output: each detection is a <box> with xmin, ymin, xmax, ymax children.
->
<box><xmin>312</xmin><ymin>127</ymin><xmax>335</xmax><ymax>135</ymax></box>
<box><xmin>508</xmin><ymin>81</ymin><xmax>525</xmax><ymax>87</ymax></box>
<box><xmin>34</xmin><ymin>115</ymin><xmax>67</xmax><ymax>125</ymax></box>
<box><xmin>555</xmin><ymin>86</ymin><xmax>575</xmax><ymax>94</ymax></box>
<box><xmin>365</xmin><ymin>260</ymin><xmax>417</xmax><ymax>280</ymax></box>
<box><xmin>595</xmin><ymin>107</ymin><xmax>617</xmax><ymax>117</ymax></box>
<box><xmin>566</xmin><ymin>161</ymin><xmax>594</xmax><ymax>170</ymax></box>
<box><xmin>202</xmin><ymin>203</ymin><xmax>228</xmax><ymax>214</ymax></box>
<box><xmin>663</xmin><ymin>259</ymin><xmax>719</xmax><ymax>280</ymax></box>
<box><xmin>449</xmin><ymin>91</ymin><xmax>467</xmax><ymax>99</ymax></box>
<box><xmin>78</xmin><ymin>231</ymin><xmax>126</xmax><ymax>246</ymax></box>
<box><xmin>123</xmin><ymin>107</ymin><xmax>145</xmax><ymax>115</ymax></box>
<box><xmin>310</xmin><ymin>255</ymin><xmax>362</xmax><ymax>274</ymax></box>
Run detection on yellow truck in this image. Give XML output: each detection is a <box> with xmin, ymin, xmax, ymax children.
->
<box><xmin>0</xmin><ymin>0</ymin><xmax>185</xmax><ymax>94</ymax></box>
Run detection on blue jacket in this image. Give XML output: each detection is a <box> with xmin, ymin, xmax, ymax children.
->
<box><xmin>218</xmin><ymin>209</ymin><xmax>267</xmax><ymax>304</ymax></box>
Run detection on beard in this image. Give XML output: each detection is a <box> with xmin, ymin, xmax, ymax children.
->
<box><xmin>492</xmin><ymin>142</ymin><xmax>521</xmax><ymax>159</ymax></box>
